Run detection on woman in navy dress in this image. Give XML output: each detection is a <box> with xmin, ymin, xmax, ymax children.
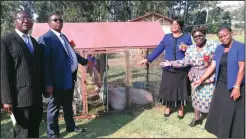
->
<box><xmin>194</xmin><ymin>26</ymin><xmax>245</xmax><ymax>138</ymax></box>
<box><xmin>137</xmin><ymin>17</ymin><xmax>192</xmax><ymax>118</ymax></box>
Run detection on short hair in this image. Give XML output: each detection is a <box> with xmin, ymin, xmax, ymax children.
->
<box><xmin>191</xmin><ymin>25</ymin><xmax>208</xmax><ymax>36</ymax></box>
<box><xmin>14</xmin><ymin>10</ymin><xmax>32</xmax><ymax>20</ymax></box>
<box><xmin>172</xmin><ymin>16</ymin><xmax>184</xmax><ymax>30</ymax></box>
<box><xmin>217</xmin><ymin>26</ymin><xmax>232</xmax><ymax>35</ymax></box>
<box><xmin>48</xmin><ymin>11</ymin><xmax>62</xmax><ymax>21</ymax></box>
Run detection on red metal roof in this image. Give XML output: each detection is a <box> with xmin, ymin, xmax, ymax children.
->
<box><xmin>32</xmin><ymin>22</ymin><xmax>165</xmax><ymax>50</ymax></box>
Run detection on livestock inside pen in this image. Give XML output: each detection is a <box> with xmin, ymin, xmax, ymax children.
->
<box><xmin>31</xmin><ymin>22</ymin><xmax>165</xmax><ymax>118</ymax></box>
<box><xmin>78</xmin><ymin>48</ymin><xmax>164</xmax><ymax>113</ymax></box>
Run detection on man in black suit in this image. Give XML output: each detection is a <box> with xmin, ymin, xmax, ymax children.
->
<box><xmin>38</xmin><ymin>12</ymin><xmax>92</xmax><ymax>138</ymax></box>
<box><xmin>1</xmin><ymin>11</ymin><xmax>44</xmax><ymax>138</ymax></box>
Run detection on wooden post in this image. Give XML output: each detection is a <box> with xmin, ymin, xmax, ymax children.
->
<box><xmin>80</xmin><ymin>51</ymin><xmax>88</xmax><ymax>115</ymax></box>
<box><xmin>125</xmin><ymin>48</ymin><xmax>131</xmax><ymax>109</ymax></box>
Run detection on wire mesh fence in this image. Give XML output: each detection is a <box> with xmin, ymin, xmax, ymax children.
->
<box><xmin>42</xmin><ymin>48</ymin><xmax>165</xmax><ymax>116</ymax></box>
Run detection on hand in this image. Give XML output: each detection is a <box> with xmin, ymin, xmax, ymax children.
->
<box><xmin>46</xmin><ymin>86</ymin><xmax>53</xmax><ymax>96</ymax></box>
<box><xmin>97</xmin><ymin>81</ymin><xmax>102</xmax><ymax>88</ymax></box>
<box><xmin>3</xmin><ymin>104</ymin><xmax>12</xmax><ymax>114</ymax></box>
<box><xmin>137</xmin><ymin>59</ymin><xmax>148</xmax><ymax>66</ymax></box>
<box><xmin>230</xmin><ymin>88</ymin><xmax>241</xmax><ymax>101</ymax></box>
<box><xmin>160</xmin><ymin>60</ymin><xmax>171</xmax><ymax>67</ymax></box>
<box><xmin>192</xmin><ymin>79</ymin><xmax>203</xmax><ymax>88</ymax></box>
<box><xmin>87</xmin><ymin>60</ymin><xmax>93</xmax><ymax>68</ymax></box>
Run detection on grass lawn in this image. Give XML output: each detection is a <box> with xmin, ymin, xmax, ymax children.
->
<box><xmin>1</xmin><ymin>104</ymin><xmax>216</xmax><ymax>138</ymax></box>
<box><xmin>4</xmin><ymin>34</ymin><xmax>242</xmax><ymax>138</ymax></box>
<box><xmin>206</xmin><ymin>34</ymin><xmax>244</xmax><ymax>43</ymax></box>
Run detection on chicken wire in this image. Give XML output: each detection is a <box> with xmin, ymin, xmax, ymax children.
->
<box><xmin>42</xmin><ymin>48</ymin><xmax>165</xmax><ymax>115</ymax></box>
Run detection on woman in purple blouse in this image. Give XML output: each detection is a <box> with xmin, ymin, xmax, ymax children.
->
<box><xmin>137</xmin><ymin>17</ymin><xmax>192</xmax><ymax>119</ymax></box>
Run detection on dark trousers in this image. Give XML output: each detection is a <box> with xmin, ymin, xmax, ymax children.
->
<box><xmin>46</xmin><ymin>88</ymin><xmax>75</xmax><ymax>138</ymax></box>
<box><xmin>46</xmin><ymin>72</ymin><xmax>77</xmax><ymax>138</ymax></box>
<box><xmin>12</xmin><ymin>106</ymin><xmax>43</xmax><ymax>138</ymax></box>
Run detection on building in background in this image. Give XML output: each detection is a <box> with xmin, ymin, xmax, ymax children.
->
<box><xmin>129</xmin><ymin>12</ymin><xmax>173</xmax><ymax>33</ymax></box>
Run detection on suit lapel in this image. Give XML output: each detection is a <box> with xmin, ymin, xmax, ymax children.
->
<box><xmin>13</xmin><ymin>32</ymin><xmax>34</xmax><ymax>58</ymax></box>
<box><xmin>48</xmin><ymin>30</ymin><xmax>70</xmax><ymax>57</ymax></box>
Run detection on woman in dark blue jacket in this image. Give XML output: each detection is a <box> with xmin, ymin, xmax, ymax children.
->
<box><xmin>194</xmin><ymin>26</ymin><xmax>245</xmax><ymax>138</ymax></box>
<box><xmin>137</xmin><ymin>17</ymin><xmax>192</xmax><ymax>118</ymax></box>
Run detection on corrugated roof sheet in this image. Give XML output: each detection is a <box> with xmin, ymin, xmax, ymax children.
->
<box><xmin>32</xmin><ymin>22</ymin><xmax>165</xmax><ymax>49</ymax></box>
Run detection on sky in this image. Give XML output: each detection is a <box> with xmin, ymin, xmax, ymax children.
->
<box><xmin>218</xmin><ymin>1</ymin><xmax>244</xmax><ymax>6</ymax></box>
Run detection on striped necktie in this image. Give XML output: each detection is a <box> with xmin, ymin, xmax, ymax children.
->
<box><xmin>60</xmin><ymin>34</ymin><xmax>74</xmax><ymax>65</ymax></box>
<box><xmin>23</xmin><ymin>35</ymin><xmax>34</xmax><ymax>55</ymax></box>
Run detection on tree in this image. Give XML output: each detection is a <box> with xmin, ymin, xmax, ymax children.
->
<box><xmin>1</xmin><ymin>1</ymin><xmax>21</xmax><ymax>36</ymax></box>
<box><xmin>222</xmin><ymin>11</ymin><xmax>231</xmax><ymax>28</ymax></box>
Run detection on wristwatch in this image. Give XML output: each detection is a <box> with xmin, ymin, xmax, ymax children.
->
<box><xmin>233</xmin><ymin>85</ymin><xmax>240</xmax><ymax>90</ymax></box>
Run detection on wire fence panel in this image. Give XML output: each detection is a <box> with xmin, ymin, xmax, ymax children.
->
<box><xmin>42</xmin><ymin>48</ymin><xmax>165</xmax><ymax>116</ymax></box>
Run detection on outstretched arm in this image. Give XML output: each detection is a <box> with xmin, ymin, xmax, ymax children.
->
<box><xmin>76</xmin><ymin>53</ymin><xmax>88</xmax><ymax>66</ymax></box>
<box><xmin>160</xmin><ymin>49</ymin><xmax>191</xmax><ymax>68</ymax></box>
<box><xmin>146</xmin><ymin>36</ymin><xmax>166</xmax><ymax>62</ymax></box>
<box><xmin>193</xmin><ymin>60</ymin><xmax>216</xmax><ymax>86</ymax></box>
<box><xmin>170</xmin><ymin>55</ymin><xmax>190</xmax><ymax>68</ymax></box>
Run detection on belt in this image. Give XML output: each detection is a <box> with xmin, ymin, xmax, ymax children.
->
<box><xmin>163</xmin><ymin>67</ymin><xmax>187</xmax><ymax>73</ymax></box>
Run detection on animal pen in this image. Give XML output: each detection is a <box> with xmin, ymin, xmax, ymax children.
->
<box><xmin>32</xmin><ymin>22</ymin><xmax>165</xmax><ymax>119</ymax></box>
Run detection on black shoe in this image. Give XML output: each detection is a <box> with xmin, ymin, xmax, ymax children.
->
<box><xmin>177</xmin><ymin>115</ymin><xmax>184</xmax><ymax>119</ymax></box>
<box><xmin>66</xmin><ymin>126</ymin><xmax>86</xmax><ymax>133</ymax></box>
<box><xmin>189</xmin><ymin>119</ymin><xmax>203</xmax><ymax>127</ymax></box>
<box><xmin>164</xmin><ymin>110</ymin><xmax>172</xmax><ymax>117</ymax></box>
<box><xmin>164</xmin><ymin>113</ymin><xmax>171</xmax><ymax>117</ymax></box>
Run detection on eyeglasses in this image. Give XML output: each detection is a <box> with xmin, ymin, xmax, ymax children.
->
<box><xmin>193</xmin><ymin>35</ymin><xmax>203</xmax><ymax>38</ymax></box>
<box><xmin>16</xmin><ymin>17</ymin><xmax>33</xmax><ymax>22</ymax></box>
<box><xmin>50</xmin><ymin>18</ymin><xmax>63</xmax><ymax>23</ymax></box>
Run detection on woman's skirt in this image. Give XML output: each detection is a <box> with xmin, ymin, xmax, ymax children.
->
<box><xmin>205</xmin><ymin>80</ymin><xmax>245</xmax><ymax>138</ymax></box>
<box><xmin>192</xmin><ymin>83</ymin><xmax>215</xmax><ymax>113</ymax></box>
<box><xmin>158</xmin><ymin>69</ymin><xmax>189</xmax><ymax>107</ymax></box>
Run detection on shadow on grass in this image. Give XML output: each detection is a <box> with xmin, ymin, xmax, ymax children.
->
<box><xmin>65</xmin><ymin>110</ymin><xmax>144</xmax><ymax>138</ymax></box>
<box><xmin>1</xmin><ymin>108</ymin><xmax>144</xmax><ymax>138</ymax></box>
<box><xmin>1</xmin><ymin>112</ymin><xmax>13</xmax><ymax>138</ymax></box>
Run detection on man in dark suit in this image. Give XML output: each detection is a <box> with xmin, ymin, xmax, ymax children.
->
<box><xmin>1</xmin><ymin>11</ymin><xmax>44</xmax><ymax>138</ymax></box>
<box><xmin>38</xmin><ymin>12</ymin><xmax>92</xmax><ymax>138</ymax></box>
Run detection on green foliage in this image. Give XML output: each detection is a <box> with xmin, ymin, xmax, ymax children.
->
<box><xmin>1</xmin><ymin>1</ymin><xmax>239</xmax><ymax>36</ymax></box>
<box><xmin>207</xmin><ymin>23</ymin><xmax>221</xmax><ymax>34</ymax></box>
<box><xmin>1</xmin><ymin>1</ymin><xmax>18</xmax><ymax>36</ymax></box>
<box><xmin>222</xmin><ymin>11</ymin><xmax>231</xmax><ymax>28</ymax></box>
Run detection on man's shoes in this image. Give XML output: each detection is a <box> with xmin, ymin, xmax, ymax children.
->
<box><xmin>66</xmin><ymin>126</ymin><xmax>86</xmax><ymax>133</ymax></box>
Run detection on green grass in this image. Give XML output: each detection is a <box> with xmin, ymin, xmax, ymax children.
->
<box><xmin>1</xmin><ymin>105</ymin><xmax>216</xmax><ymax>138</ymax></box>
<box><xmin>1</xmin><ymin>64</ymin><xmax>216</xmax><ymax>138</ymax></box>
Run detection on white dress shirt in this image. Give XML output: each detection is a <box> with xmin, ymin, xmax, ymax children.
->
<box><xmin>50</xmin><ymin>29</ymin><xmax>78</xmax><ymax>73</ymax></box>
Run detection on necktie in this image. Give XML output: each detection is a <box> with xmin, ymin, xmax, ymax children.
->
<box><xmin>23</xmin><ymin>35</ymin><xmax>34</xmax><ymax>55</ymax></box>
<box><xmin>60</xmin><ymin>34</ymin><xmax>74</xmax><ymax>65</ymax></box>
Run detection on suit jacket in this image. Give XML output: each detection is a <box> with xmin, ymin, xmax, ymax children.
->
<box><xmin>38</xmin><ymin>30</ymin><xmax>88</xmax><ymax>90</ymax></box>
<box><xmin>1</xmin><ymin>32</ymin><xmax>44</xmax><ymax>107</ymax></box>
<box><xmin>213</xmin><ymin>40</ymin><xmax>245</xmax><ymax>90</ymax></box>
